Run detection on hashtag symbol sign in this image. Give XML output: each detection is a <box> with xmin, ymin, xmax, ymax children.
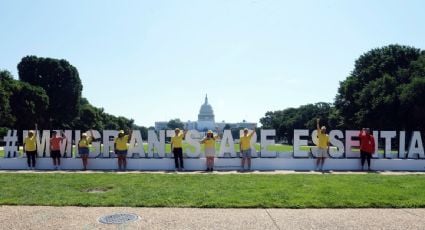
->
<box><xmin>3</xmin><ymin>130</ymin><xmax>18</xmax><ymax>158</ymax></box>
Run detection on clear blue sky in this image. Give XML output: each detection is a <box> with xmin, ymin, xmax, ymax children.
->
<box><xmin>1</xmin><ymin>0</ymin><xmax>424</xmax><ymax>127</ymax></box>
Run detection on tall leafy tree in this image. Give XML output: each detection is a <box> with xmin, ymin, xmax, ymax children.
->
<box><xmin>9</xmin><ymin>82</ymin><xmax>49</xmax><ymax>130</ymax></box>
<box><xmin>17</xmin><ymin>56</ymin><xmax>82</xmax><ymax>129</ymax></box>
<box><xmin>167</xmin><ymin>119</ymin><xmax>184</xmax><ymax>130</ymax></box>
<box><xmin>260</xmin><ymin>102</ymin><xmax>335</xmax><ymax>143</ymax></box>
<box><xmin>0</xmin><ymin>70</ymin><xmax>49</xmax><ymax>131</ymax></box>
<box><xmin>334</xmin><ymin>44</ymin><xmax>424</xmax><ymax>130</ymax></box>
<box><xmin>0</xmin><ymin>71</ymin><xmax>16</xmax><ymax>127</ymax></box>
<box><xmin>399</xmin><ymin>54</ymin><xmax>425</xmax><ymax>130</ymax></box>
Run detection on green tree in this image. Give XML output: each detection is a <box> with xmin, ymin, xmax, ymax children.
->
<box><xmin>0</xmin><ymin>70</ymin><xmax>49</xmax><ymax>131</ymax></box>
<box><xmin>334</xmin><ymin>44</ymin><xmax>424</xmax><ymax>130</ymax></box>
<box><xmin>74</xmin><ymin>104</ymin><xmax>104</xmax><ymax>131</ymax></box>
<box><xmin>17</xmin><ymin>56</ymin><xmax>83</xmax><ymax>129</ymax></box>
<box><xmin>0</xmin><ymin>71</ymin><xmax>16</xmax><ymax>127</ymax></box>
<box><xmin>9</xmin><ymin>82</ymin><xmax>49</xmax><ymax>130</ymax></box>
<box><xmin>167</xmin><ymin>119</ymin><xmax>184</xmax><ymax>130</ymax></box>
<box><xmin>260</xmin><ymin>102</ymin><xmax>335</xmax><ymax>143</ymax></box>
<box><xmin>132</xmin><ymin>125</ymin><xmax>148</xmax><ymax>140</ymax></box>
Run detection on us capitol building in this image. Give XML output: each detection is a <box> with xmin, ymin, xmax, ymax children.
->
<box><xmin>155</xmin><ymin>95</ymin><xmax>257</xmax><ymax>131</ymax></box>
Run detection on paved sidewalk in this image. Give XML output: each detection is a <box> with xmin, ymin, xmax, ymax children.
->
<box><xmin>0</xmin><ymin>206</ymin><xmax>424</xmax><ymax>230</ymax></box>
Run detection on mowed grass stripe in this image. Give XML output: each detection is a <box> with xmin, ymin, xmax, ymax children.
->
<box><xmin>0</xmin><ymin>173</ymin><xmax>424</xmax><ymax>208</ymax></box>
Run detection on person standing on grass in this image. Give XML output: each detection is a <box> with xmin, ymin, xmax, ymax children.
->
<box><xmin>171</xmin><ymin>128</ymin><xmax>188</xmax><ymax>171</ymax></box>
<box><xmin>240</xmin><ymin>128</ymin><xmax>256</xmax><ymax>171</ymax></box>
<box><xmin>23</xmin><ymin>130</ymin><xmax>37</xmax><ymax>170</ymax></box>
<box><xmin>114</xmin><ymin>130</ymin><xmax>131</xmax><ymax>171</ymax></box>
<box><xmin>359</xmin><ymin>128</ymin><xmax>375</xmax><ymax>171</ymax></box>
<box><xmin>316</xmin><ymin>118</ymin><xmax>330</xmax><ymax>171</ymax></box>
<box><xmin>50</xmin><ymin>131</ymin><xmax>66</xmax><ymax>170</ymax></box>
<box><xmin>200</xmin><ymin>130</ymin><xmax>220</xmax><ymax>172</ymax></box>
<box><xmin>78</xmin><ymin>131</ymin><xmax>94</xmax><ymax>171</ymax></box>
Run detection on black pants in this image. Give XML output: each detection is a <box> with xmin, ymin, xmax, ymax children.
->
<box><xmin>51</xmin><ymin>150</ymin><xmax>61</xmax><ymax>165</ymax></box>
<box><xmin>173</xmin><ymin>148</ymin><xmax>184</xmax><ymax>169</ymax></box>
<box><xmin>360</xmin><ymin>150</ymin><xmax>371</xmax><ymax>168</ymax></box>
<box><xmin>26</xmin><ymin>151</ymin><xmax>37</xmax><ymax>167</ymax></box>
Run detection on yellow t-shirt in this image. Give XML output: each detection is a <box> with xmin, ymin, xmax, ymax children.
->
<box><xmin>115</xmin><ymin>135</ymin><xmax>129</xmax><ymax>151</ymax></box>
<box><xmin>240</xmin><ymin>132</ymin><xmax>254</xmax><ymax>151</ymax></box>
<box><xmin>78</xmin><ymin>137</ymin><xmax>92</xmax><ymax>148</ymax></box>
<box><xmin>202</xmin><ymin>137</ymin><xmax>216</xmax><ymax>149</ymax></box>
<box><xmin>317</xmin><ymin>132</ymin><xmax>329</xmax><ymax>149</ymax></box>
<box><xmin>24</xmin><ymin>136</ymin><xmax>37</xmax><ymax>151</ymax></box>
<box><xmin>171</xmin><ymin>133</ymin><xmax>184</xmax><ymax>148</ymax></box>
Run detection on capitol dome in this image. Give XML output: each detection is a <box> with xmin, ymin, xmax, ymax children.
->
<box><xmin>198</xmin><ymin>94</ymin><xmax>215</xmax><ymax>121</ymax></box>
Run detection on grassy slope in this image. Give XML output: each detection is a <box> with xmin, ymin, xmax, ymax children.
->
<box><xmin>0</xmin><ymin>173</ymin><xmax>424</xmax><ymax>208</ymax></box>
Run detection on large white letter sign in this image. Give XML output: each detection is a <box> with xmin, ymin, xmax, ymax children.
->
<box><xmin>36</xmin><ymin>130</ymin><xmax>51</xmax><ymax>157</ymax></box>
<box><xmin>103</xmin><ymin>130</ymin><xmax>119</xmax><ymax>158</ymax></box>
<box><xmin>311</xmin><ymin>130</ymin><xmax>318</xmax><ymax>146</ymax></box>
<box><xmin>88</xmin><ymin>130</ymin><xmax>101</xmax><ymax>158</ymax></box>
<box><xmin>407</xmin><ymin>131</ymin><xmax>425</xmax><ymax>159</ymax></box>
<box><xmin>399</xmin><ymin>131</ymin><xmax>406</xmax><ymax>159</ymax></box>
<box><xmin>148</xmin><ymin>130</ymin><xmax>166</xmax><ymax>158</ymax></box>
<box><xmin>166</xmin><ymin>130</ymin><xmax>176</xmax><ymax>157</ymax></box>
<box><xmin>311</xmin><ymin>130</ymin><xmax>326</xmax><ymax>158</ymax></box>
<box><xmin>329</xmin><ymin>130</ymin><xmax>344</xmax><ymax>158</ymax></box>
<box><xmin>185</xmin><ymin>130</ymin><xmax>201</xmax><ymax>158</ymax></box>
<box><xmin>3</xmin><ymin>130</ymin><xmax>18</xmax><ymax>158</ymax></box>
<box><xmin>128</xmin><ymin>130</ymin><xmax>144</xmax><ymax>158</ymax></box>
<box><xmin>345</xmin><ymin>130</ymin><xmax>360</xmax><ymax>158</ymax></box>
<box><xmin>372</xmin><ymin>131</ymin><xmax>380</xmax><ymax>158</ymax></box>
<box><xmin>381</xmin><ymin>131</ymin><xmax>397</xmax><ymax>159</ymax></box>
<box><xmin>293</xmin><ymin>129</ymin><xmax>309</xmax><ymax>157</ymax></box>
<box><xmin>73</xmin><ymin>130</ymin><xmax>81</xmax><ymax>158</ymax></box>
<box><xmin>218</xmin><ymin>130</ymin><xmax>236</xmax><ymax>157</ymax></box>
<box><xmin>61</xmin><ymin>130</ymin><xmax>73</xmax><ymax>158</ymax></box>
<box><xmin>260</xmin><ymin>129</ymin><xmax>275</xmax><ymax>157</ymax></box>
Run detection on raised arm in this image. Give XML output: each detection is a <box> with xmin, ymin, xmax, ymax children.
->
<box><xmin>182</xmin><ymin>129</ymin><xmax>188</xmax><ymax>140</ymax></box>
<box><xmin>127</xmin><ymin>129</ymin><xmax>132</xmax><ymax>143</ymax></box>
<box><xmin>89</xmin><ymin>130</ymin><xmax>95</xmax><ymax>142</ymax></box>
<box><xmin>249</xmin><ymin>130</ymin><xmax>256</xmax><ymax>138</ymax></box>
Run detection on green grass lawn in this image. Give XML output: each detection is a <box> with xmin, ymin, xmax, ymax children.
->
<box><xmin>0</xmin><ymin>173</ymin><xmax>424</xmax><ymax>208</ymax></box>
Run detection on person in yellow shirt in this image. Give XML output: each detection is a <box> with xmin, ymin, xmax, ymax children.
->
<box><xmin>23</xmin><ymin>130</ymin><xmax>37</xmax><ymax>170</ymax></box>
<box><xmin>171</xmin><ymin>128</ymin><xmax>187</xmax><ymax>171</ymax></box>
<box><xmin>200</xmin><ymin>130</ymin><xmax>220</xmax><ymax>172</ymax></box>
<box><xmin>239</xmin><ymin>128</ymin><xmax>256</xmax><ymax>171</ymax></box>
<box><xmin>316</xmin><ymin>118</ymin><xmax>330</xmax><ymax>171</ymax></box>
<box><xmin>114</xmin><ymin>130</ymin><xmax>131</xmax><ymax>171</ymax></box>
<box><xmin>78</xmin><ymin>130</ymin><xmax>94</xmax><ymax>171</ymax></box>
